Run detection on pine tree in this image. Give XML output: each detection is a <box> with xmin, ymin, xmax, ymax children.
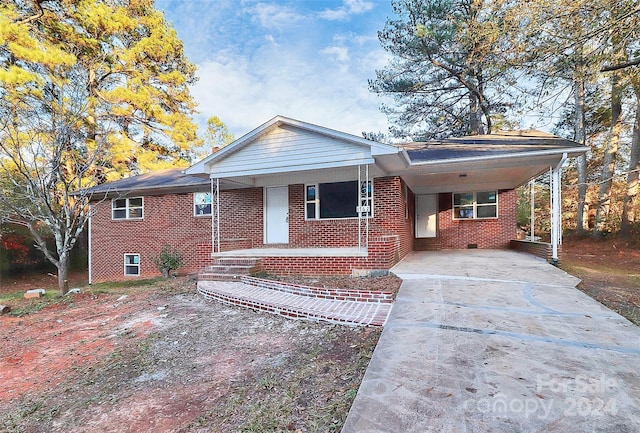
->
<box><xmin>0</xmin><ymin>0</ymin><xmax>200</xmax><ymax>292</ymax></box>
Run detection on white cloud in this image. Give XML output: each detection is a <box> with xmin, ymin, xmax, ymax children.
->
<box><xmin>320</xmin><ymin>46</ymin><xmax>350</xmax><ymax>64</ymax></box>
<box><xmin>318</xmin><ymin>0</ymin><xmax>374</xmax><ymax>21</ymax></box>
<box><xmin>191</xmin><ymin>46</ymin><xmax>390</xmax><ymax>139</ymax></box>
<box><xmin>249</xmin><ymin>2</ymin><xmax>302</xmax><ymax>30</ymax></box>
<box><xmin>345</xmin><ymin>0</ymin><xmax>375</xmax><ymax>14</ymax></box>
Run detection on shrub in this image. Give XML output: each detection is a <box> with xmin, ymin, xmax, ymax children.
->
<box><xmin>152</xmin><ymin>245</ymin><xmax>184</xmax><ymax>278</ymax></box>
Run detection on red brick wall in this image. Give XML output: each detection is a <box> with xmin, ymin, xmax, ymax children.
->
<box><xmin>285</xmin><ymin>177</ymin><xmax>413</xmax><ymax>253</ymax></box>
<box><xmin>90</xmin><ymin>177</ymin><xmax>415</xmax><ymax>280</ymax></box>
<box><xmin>90</xmin><ymin>193</ymin><xmax>214</xmax><ymax>282</ymax></box>
<box><xmin>89</xmin><ymin>184</ymin><xmax>517</xmax><ymax>281</ymax></box>
<box><xmin>219</xmin><ymin>187</ymin><xmax>263</xmax><ymax>249</ymax></box>
<box><xmin>436</xmin><ymin>189</ymin><xmax>517</xmax><ymax>249</ymax></box>
<box><xmin>261</xmin><ymin>235</ymin><xmax>402</xmax><ymax>276</ymax></box>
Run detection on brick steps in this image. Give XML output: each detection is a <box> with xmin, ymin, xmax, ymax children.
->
<box><xmin>197</xmin><ymin>279</ymin><xmax>393</xmax><ymax>327</ymax></box>
<box><xmin>240</xmin><ymin>276</ymin><xmax>394</xmax><ymax>303</ymax></box>
<box><xmin>198</xmin><ymin>257</ymin><xmax>263</xmax><ymax>282</ymax></box>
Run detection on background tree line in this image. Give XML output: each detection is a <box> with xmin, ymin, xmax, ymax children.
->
<box><xmin>0</xmin><ymin>0</ymin><xmax>234</xmax><ymax>292</ymax></box>
<box><xmin>371</xmin><ymin>0</ymin><xmax>640</xmax><ymax>240</ymax></box>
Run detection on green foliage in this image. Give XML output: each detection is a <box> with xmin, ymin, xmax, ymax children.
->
<box><xmin>151</xmin><ymin>245</ymin><xmax>184</xmax><ymax>277</ymax></box>
<box><xmin>371</xmin><ymin>0</ymin><xmax>521</xmax><ymax>139</ymax></box>
<box><xmin>191</xmin><ymin>116</ymin><xmax>235</xmax><ymax>160</ymax></box>
<box><xmin>0</xmin><ymin>0</ymin><xmax>200</xmax><ymax>292</ymax></box>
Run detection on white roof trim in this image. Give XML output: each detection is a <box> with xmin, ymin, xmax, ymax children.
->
<box><xmin>407</xmin><ymin>147</ymin><xmax>586</xmax><ymax>168</ymax></box>
<box><xmin>209</xmin><ymin>157</ymin><xmax>376</xmax><ymax>178</ymax></box>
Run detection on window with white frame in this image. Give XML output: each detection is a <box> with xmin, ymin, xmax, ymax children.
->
<box><xmin>305</xmin><ymin>180</ymin><xmax>372</xmax><ymax>220</ymax></box>
<box><xmin>453</xmin><ymin>191</ymin><xmax>498</xmax><ymax>219</ymax></box>
<box><xmin>124</xmin><ymin>254</ymin><xmax>140</xmax><ymax>276</ymax></box>
<box><xmin>194</xmin><ymin>192</ymin><xmax>212</xmax><ymax>216</ymax></box>
<box><xmin>112</xmin><ymin>197</ymin><xmax>143</xmax><ymax>220</ymax></box>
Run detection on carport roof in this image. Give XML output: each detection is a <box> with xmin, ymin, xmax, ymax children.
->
<box><xmin>403</xmin><ymin>130</ymin><xmax>584</xmax><ymax>163</ymax></box>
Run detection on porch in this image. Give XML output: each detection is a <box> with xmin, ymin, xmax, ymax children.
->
<box><xmin>213</xmin><ymin>247</ymin><xmax>367</xmax><ymax>257</ymax></box>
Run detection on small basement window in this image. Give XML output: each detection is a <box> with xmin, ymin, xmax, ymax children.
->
<box><xmin>112</xmin><ymin>197</ymin><xmax>143</xmax><ymax>220</ymax></box>
<box><xmin>453</xmin><ymin>191</ymin><xmax>497</xmax><ymax>219</ymax></box>
<box><xmin>306</xmin><ymin>180</ymin><xmax>373</xmax><ymax>220</ymax></box>
<box><xmin>194</xmin><ymin>192</ymin><xmax>212</xmax><ymax>216</ymax></box>
<box><xmin>124</xmin><ymin>254</ymin><xmax>140</xmax><ymax>276</ymax></box>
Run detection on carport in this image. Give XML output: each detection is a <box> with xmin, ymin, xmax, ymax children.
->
<box><xmin>342</xmin><ymin>250</ymin><xmax>640</xmax><ymax>432</ymax></box>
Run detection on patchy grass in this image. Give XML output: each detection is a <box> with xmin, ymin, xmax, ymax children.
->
<box><xmin>0</xmin><ymin>277</ymin><xmax>381</xmax><ymax>432</ymax></box>
<box><xmin>85</xmin><ymin>277</ymin><xmax>164</xmax><ymax>294</ymax></box>
<box><xmin>0</xmin><ymin>290</ymin><xmax>65</xmax><ymax>316</ymax></box>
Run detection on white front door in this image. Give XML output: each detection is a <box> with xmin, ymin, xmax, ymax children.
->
<box><xmin>416</xmin><ymin>194</ymin><xmax>437</xmax><ymax>238</ymax></box>
<box><xmin>265</xmin><ymin>186</ymin><xmax>289</xmax><ymax>244</ymax></box>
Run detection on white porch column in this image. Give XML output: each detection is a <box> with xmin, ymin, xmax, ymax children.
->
<box><xmin>550</xmin><ymin>153</ymin><xmax>567</xmax><ymax>266</ymax></box>
<box><xmin>357</xmin><ymin>164</ymin><xmax>370</xmax><ymax>253</ymax></box>
<box><xmin>211</xmin><ymin>178</ymin><xmax>220</xmax><ymax>254</ymax></box>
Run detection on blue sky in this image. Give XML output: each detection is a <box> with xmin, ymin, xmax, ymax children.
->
<box><xmin>155</xmin><ymin>0</ymin><xmax>395</xmax><ymax>139</ymax></box>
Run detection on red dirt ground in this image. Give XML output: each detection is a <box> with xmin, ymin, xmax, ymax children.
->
<box><xmin>561</xmin><ymin>236</ymin><xmax>640</xmax><ymax>324</ymax></box>
<box><xmin>0</xmin><ymin>240</ymin><xmax>637</xmax><ymax>431</ymax></box>
<box><xmin>0</xmin><ymin>277</ymin><xmax>379</xmax><ymax>432</ymax></box>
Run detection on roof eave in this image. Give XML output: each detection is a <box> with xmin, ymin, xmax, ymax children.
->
<box><xmin>408</xmin><ymin>147</ymin><xmax>587</xmax><ymax>168</ymax></box>
<box><xmin>85</xmin><ymin>183</ymin><xmax>210</xmax><ymax>201</ymax></box>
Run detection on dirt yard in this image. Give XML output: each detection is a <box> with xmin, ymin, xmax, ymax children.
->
<box><xmin>0</xmin><ymin>277</ymin><xmax>383</xmax><ymax>433</ymax></box>
<box><xmin>561</xmin><ymin>236</ymin><xmax>640</xmax><ymax>325</ymax></box>
<box><xmin>0</xmin><ymin>240</ymin><xmax>637</xmax><ymax>432</ymax></box>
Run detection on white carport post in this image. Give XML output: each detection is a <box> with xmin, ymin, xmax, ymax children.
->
<box><xmin>550</xmin><ymin>153</ymin><xmax>567</xmax><ymax>266</ymax></box>
<box><xmin>529</xmin><ymin>179</ymin><xmax>535</xmax><ymax>241</ymax></box>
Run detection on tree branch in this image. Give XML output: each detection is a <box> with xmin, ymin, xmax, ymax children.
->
<box><xmin>601</xmin><ymin>57</ymin><xmax>640</xmax><ymax>72</ymax></box>
<box><xmin>13</xmin><ymin>0</ymin><xmax>45</xmax><ymax>25</ymax></box>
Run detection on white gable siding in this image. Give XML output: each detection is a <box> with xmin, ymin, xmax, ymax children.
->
<box><xmin>209</xmin><ymin>125</ymin><xmax>373</xmax><ymax>177</ymax></box>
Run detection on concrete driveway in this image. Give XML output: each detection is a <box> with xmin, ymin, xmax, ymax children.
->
<box><xmin>342</xmin><ymin>250</ymin><xmax>640</xmax><ymax>432</ymax></box>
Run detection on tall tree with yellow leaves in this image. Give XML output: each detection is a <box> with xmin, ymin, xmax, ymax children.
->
<box><xmin>0</xmin><ymin>0</ymin><xmax>200</xmax><ymax>293</ymax></box>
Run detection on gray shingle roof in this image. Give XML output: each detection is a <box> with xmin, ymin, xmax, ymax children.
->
<box><xmin>403</xmin><ymin>131</ymin><xmax>583</xmax><ymax>163</ymax></box>
<box><xmin>82</xmin><ymin>168</ymin><xmax>209</xmax><ymax>198</ymax></box>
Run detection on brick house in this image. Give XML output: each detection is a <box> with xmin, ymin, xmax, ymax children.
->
<box><xmin>85</xmin><ymin>116</ymin><xmax>585</xmax><ymax>283</ymax></box>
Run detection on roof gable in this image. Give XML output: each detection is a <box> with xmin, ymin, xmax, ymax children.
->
<box><xmin>185</xmin><ymin>116</ymin><xmax>398</xmax><ymax>177</ymax></box>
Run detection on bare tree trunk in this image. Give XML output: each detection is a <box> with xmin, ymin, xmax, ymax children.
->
<box><xmin>574</xmin><ymin>77</ymin><xmax>589</xmax><ymax>235</ymax></box>
<box><xmin>57</xmin><ymin>253</ymin><xmax>70</xmax><ymax>294</ymax></box>
<box><xmin>620</xmin><ymin>86</ymin><xmax>640</xmax><ymax>237</ymax></box>
<box><xmin>469</xmin><ymin>92</ymin><xmax>481</xmax><ymax>135</ymax></box>
<box><xmin>593</xmin><ymin>72</ymin><xmax>623</xmax><ymax>238</ymax></box>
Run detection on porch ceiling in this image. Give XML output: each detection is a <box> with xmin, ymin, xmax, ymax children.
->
<box><xmin>401</xmin><ymin>153</ymin><xmax>564</xmax><ymax>194</ymax></box>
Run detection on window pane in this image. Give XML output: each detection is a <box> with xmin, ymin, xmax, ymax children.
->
<box><xmin>129</xmin><ymin>197</ymin><xmax>143</xmax><ymax>207</ymax></box>
<box><xmin>319</xmin><ymin>181</ymin><xmax>358</xmax><ymax>218</ymax></box>
<box><xmin>125</xmin><ymin>255</ymin><xmax>137</xmax><ymax>264</ymax></box>
<box><xmin>306</xmin><ymin>202</ymin><xmax>316</xmax><ymax>219</ymax></box>
<box><xmin>454</xmin><ymin>193</ymin><xmax>474</xmax><ymax>206</ymax></box>
<box><xmin>195</xmin><ymin>204</ymin><xmax>211</xmax><ymax>215</ymax></box>
<box><xmin>129</xmin><ymin>208</ymin><xmax>143</xmax><ymax>218</ymax></box>
<box><xmin>194</xmin><ymin>192</ymin><xmax>211</xmax><ymax>205</ymax></box>
<box><xmin>454</xmin><ymin>206</ymin><xmax>474</xmax><ymax>219</ymax></box>
<box><xmin>306</xmin><ymin>185</ymin><xmax>316</xmax><ymax>201</ymax></box>
<box><xmin>113</xmin><ymin>209</ymin><xmax>126</xmax><ymax>219</ymax></box>
<box><xmin>477</xmin><ymin>205</ymin><xmax>497</xmax><ymax>218</ymax></box>
<box><xmin>361</xmin><ymin>181</ymin><xmax>372</xmax><ymax>198</ymax></box>
<box><xmin>113</xmin><ymin>199</ymin><xmax>126</xmax><ymax>208</ymax></box>
<box><xmin>477</xmin><ymin>191</ymin><xmax>497</xmax><ymax>204</ymax></box>
<box><xmin>125</xmin><ymin>265</ymin><xmax>139</xmax><ymax>275</ymax></box>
